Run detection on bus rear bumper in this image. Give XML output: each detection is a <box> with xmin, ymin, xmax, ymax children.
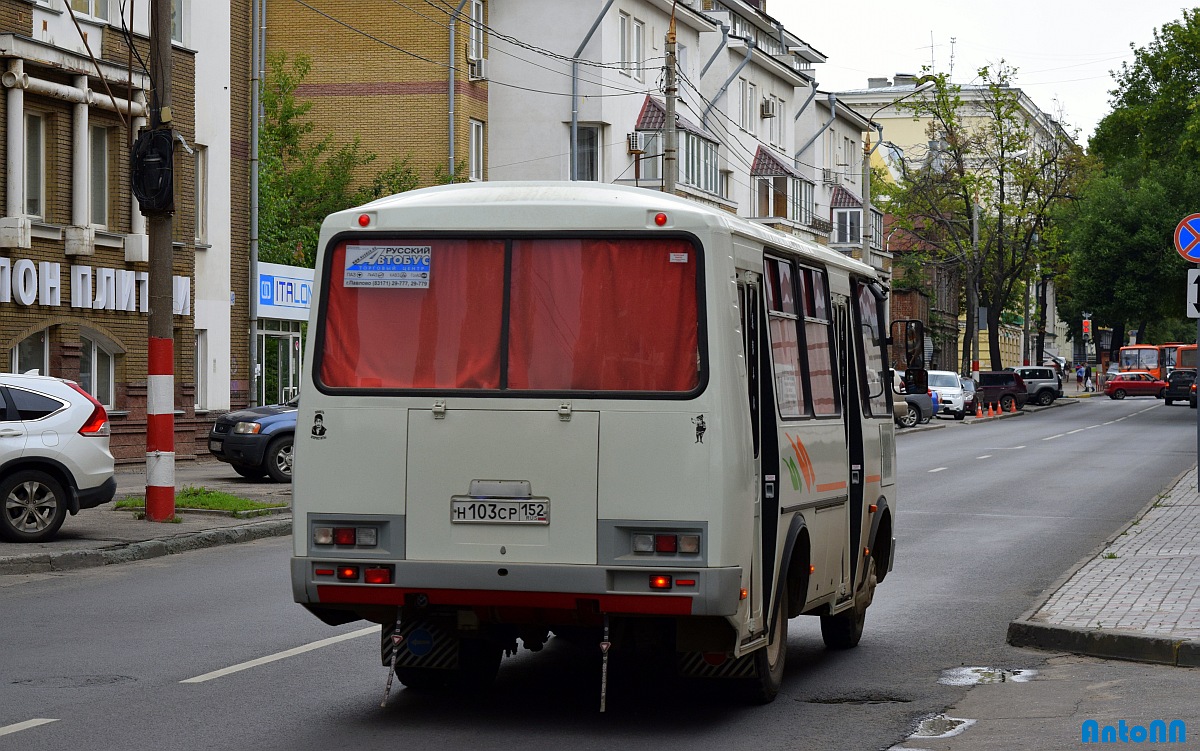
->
<box><xmin>292</xmin><ymin>557</ymin><xmax>743</xmax><ymax>618</ymax></box>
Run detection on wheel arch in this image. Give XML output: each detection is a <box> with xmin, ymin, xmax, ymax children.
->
<box><xmin>0</xmin><ymin>457</ymin><xmax>80</xmax><ymax>513</ymax></box>
<box><xmin>868</xmin><ymin>497</ymin><xmax>893</xmax><ymax>584</ymax></box>
<box><xmin>780</xmin><ymin>514</ymin><xmax>811</xmax><ymax>618</ymax></box>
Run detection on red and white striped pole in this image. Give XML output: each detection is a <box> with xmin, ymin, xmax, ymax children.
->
<box><xmin>146</xmin><ymin>337</ymin><xmax>175</xmax><ymax>520</ymax></box>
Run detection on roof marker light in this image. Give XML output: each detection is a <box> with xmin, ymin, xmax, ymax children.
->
<box><xmin>358</xmin><ymin>214</ymin><xmax>371</xmax><ymax>227</ymax></box>
<box><xmin>654</xmin><ymin>212</ymin><xmax>668</xmax><ymax>226</ymax></box>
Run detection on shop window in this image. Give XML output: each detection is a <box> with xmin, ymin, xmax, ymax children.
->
<box><xmin>12</xmin><ymin>331</ymin><xmax>48</xmax><ymax>376</ymax></box>
<box><xmin>80</xmin><ymin>334</ymin><xmax>115</xmax><ymax>407</ymax></box>
<box><xmin>90</xmin><ymin>126</ymin><xmax>109</xmax><ymax>227</ymax></box>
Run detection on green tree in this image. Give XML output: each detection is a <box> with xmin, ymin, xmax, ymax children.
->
<box><xmin>258</xmin><ymin>53</ymin><xmax>424</xmax><ymax>267</ymax></box>
<box><xmin>881</xmin><ymin>65</ymin><xmax>1085</xmax><ymax>373</ymax></box>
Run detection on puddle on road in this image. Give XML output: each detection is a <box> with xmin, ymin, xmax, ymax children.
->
<box><xmin>938</xmin><ymin>666</ymin><xmax>1037</xmax><ymax>686</ymax></box>
<box><xmin>910</xmin><ymin>714</ymin><xmax>977</xmax><ymax>739</ymax></box>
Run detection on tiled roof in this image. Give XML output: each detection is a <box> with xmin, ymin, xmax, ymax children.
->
<box><xmin>750</xmin><ymin>146</ymin><xmax>802</xmax><ymax>178</ymax></box>
<box><xmin>633</xmin><ymin>96</ymin><xmax>710</xmax><ymax>138</ymax></box>
<box><xmin>830</xmin><ymin>185</ymin><xmax>862</xmax><ymax>208</ymax></box>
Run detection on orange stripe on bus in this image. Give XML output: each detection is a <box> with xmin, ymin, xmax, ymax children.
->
<box><xmin>865</xmin><ymin>474</ymin><xmax>881</xmax><ymax>483</ymax></box>
<box><xmin>816</xmin><ymin>481</ymin><xmax>847</xmax><ymax>492</ymax></box>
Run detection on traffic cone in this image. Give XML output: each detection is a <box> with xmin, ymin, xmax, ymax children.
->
<box><xmin>1009</xmin><ymin>399</ymin><xmax>1018</xmax><ymax>414</ymax></box>
<box><xmin>975</xmin><ymin>401</ymin><xmax>983</xmax><ymax>418</ymax></box>
<box><xmin>987</xmin><ymin>402</ymin><xmax>994</xmax><ymax>417</ymax></box>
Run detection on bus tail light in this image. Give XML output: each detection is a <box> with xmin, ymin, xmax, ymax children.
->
<box><xmin>649</xmin><ymin>575</ymin><xmax>672</xmax><ymax>590</ymax></box>
<box><xmin>313</xmin><ymin>526</ymin><xmax>378</xmax><ymax>547</ymax></box>
<box><xmin>337</xmin><ymin>566</ymin><xmax>359</xmax><ymax>581</ymax></box>
<box><xmin>655</xmin><ymin>534</ymin><xmax>678</xmax><ymax>553</ymax></box>
<box><xmin>632</xmin><ymin>531</ymin><xmax>701</xmax><ymax>555</ymax></box>
<box><xmin>364</xmin><ymin>567</ymin><xmax>392</xmax><ymax>584</ymax></box>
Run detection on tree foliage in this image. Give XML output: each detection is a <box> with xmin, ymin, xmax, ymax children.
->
<box><xmin>1059</xmin><ymin>9</ymin><xmax>1200</xmax><ymax>356</ymax></box>
<box><xmin>880</xmin><ymin>64</ymin><xmax>1085</xmax><ymax>372</ymax></box>
<box><xmin>258</xmin><ymin>53</ymin><xmax>435</xmax><ymax>268</ymax></box>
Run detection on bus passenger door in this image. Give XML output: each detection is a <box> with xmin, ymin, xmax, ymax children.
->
<box><xmin>738</xmin><ymin>276</ymin><xmax>767</xmax><ymax>632</ymax></box>
<box><xmin>832</xmin><ymin>298</ymin><xmax>857</xmax><ymax>597</ymax></box>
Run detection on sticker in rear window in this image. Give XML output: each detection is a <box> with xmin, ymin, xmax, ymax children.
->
<box><xmin>344</xmin><ymin>245</ymin><xmax>432</xmax><ymax>288</ymax></box>
<box><xmin>669</xmin><ymin>252</ymin><xmax>689</xmax><ymax>263</ymax></box>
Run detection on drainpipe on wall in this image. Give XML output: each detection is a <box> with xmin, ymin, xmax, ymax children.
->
<box><xmin>570</xmin><ymin>0</ymin><xmax>616</xmax><ymax>181</ymax></box>
<box><xmin>796</xmin><ymin>92</ymin><xmax>836</xmax><ymax>166</ymax></box>
<box><xmin>699</xmin><ymin>23</ymin><xmax>729</xmax><ymax>78</ymax></box>
<box><xmin>700</xmin><ymin>35</ymin><xmax>752</xmax><ymax>127</ymax></box>
<box><xmin>250</xmin><ymin>0</ymin><xmax>265</xmax><ymax>405</ymax></box>
<box><xmin>793</xmin><ymin>78</ymin><xmax>818</xmax><ymax>122</ymax></box>
<box><xmin>448</xmin><ymin>0</ymin><xmax>469</xmax><ymax>177</ymax></box>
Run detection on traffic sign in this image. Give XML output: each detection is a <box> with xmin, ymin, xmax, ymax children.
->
<box><xmin>1175</xmin><ymin>213</ymin><xmax>1200</xmax><ymax>261</ymax></box>
<box><xmin>1189</xmin><ymin>269</ymin><xmax>1200</xmax><ymax>318</ymax></box>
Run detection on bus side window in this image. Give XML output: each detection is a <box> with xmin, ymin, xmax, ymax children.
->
<box><xmin>738</xmin><ymin>279</ymin><xmax>760</xmax><ymax>457</ymax></box>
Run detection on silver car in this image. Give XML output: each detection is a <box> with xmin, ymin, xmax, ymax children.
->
<box><xmin>928</xmin><ymin>370</ymin><xmax>968</xmax><ymax>420</ymax></box>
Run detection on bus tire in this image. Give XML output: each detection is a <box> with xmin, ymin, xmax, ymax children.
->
<box><xmin>396</xmin><ymin>666</ymin><xmax>450</xmax><ymax>691</ymax></box>
<box><xmin>744</xmin><ymin>586</ymin><xmax>788</xmax><ymax>704</ymax></box>
<box><xmin>452</xmin><ymin>638</ymin><xmax>502</xmax><ymax>692</ymax></box>
<box><xmin>820</xmin><ymin>556</ymin><xmax>876</xmax><ymax>650</ymax></box>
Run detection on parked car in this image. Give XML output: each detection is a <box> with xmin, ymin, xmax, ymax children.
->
<box><xmin>1104</xmin><ymin>372</ymin><xmax>1167</xmax><ymax>400</ymax></box>
<box><xmin>1012</xmin><ymin>366</ymin><xmax>1063</xmax><ymax>406</ymax></box>
<box><xmin>974</xmin><ymin>371</ymin><xmax>1028</xmax><ymax>412</ymax></box>
<box><xmin>927</xmin><ymin>370</ymin><xmax>968</xmax><ymax>420</ymax></box>
<box><xmin>960</xmin><ymin>377</ymin><xmax>977</xmax><ymax>415</ymax></box>
<box><xmin>1163</xmin><ymin>369</ymin><xmax>1196</xmax><ymax>405</ymax></box>
<box><xmin>893</xmin><ymin>370</ymin><xmax>934</xmax><ymax>428</ymax></box>
<box><xmin>0</xmin><ymin>372</ymin><xmax>115</xmax><ymax>542</ymax></box>
<box><xmin>208</xmin><ymin>396</ymin><xmax>297</xmax><ymax>482</ymax></box>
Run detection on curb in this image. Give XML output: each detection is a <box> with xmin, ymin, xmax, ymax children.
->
<box><xmin>0</xmin><ymin>518</ymin><xmax>292</xmax><ymax>576</ymax></box>
<box><xmin>1006</xmin><ymin>466</ymin><xmax>1198</xmax><ymax>667</ymax></box>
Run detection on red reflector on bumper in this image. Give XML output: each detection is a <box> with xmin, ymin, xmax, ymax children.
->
<box><xmin>649</xmin><ymin>575</ymin><xmax>672</xmax><ymax>590</ymax></box>
<box><xmin>315</xmin><ymin>568</ymin><xmax>335</xmax><ymax>577</ymax></box>
<box><xmin>337</xmin><ymin>566</ymin><xmax>359</xmax><ymax>581</ymax></box>
<box><xmin>364</xmin><ymin>567</ymin><xmax>392</xmax><ymax>584</ymax></box>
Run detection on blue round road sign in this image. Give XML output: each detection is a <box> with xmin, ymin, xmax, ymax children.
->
<box><xmin>1174</xmin><ymin>213</ymin><xmax>1200</xmax><ymax>261</ymax></box>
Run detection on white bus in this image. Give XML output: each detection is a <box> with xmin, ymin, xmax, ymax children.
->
<box><xmin>291</xmin><ymin>182</ymin><xmax>924</xmax><ymax>704</ymax></box>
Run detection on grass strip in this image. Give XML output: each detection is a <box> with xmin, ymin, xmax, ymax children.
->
<box><xmin>116</xmin><ymin>485</ymin><xmax>288</xmax><ymax>514</ymax></box>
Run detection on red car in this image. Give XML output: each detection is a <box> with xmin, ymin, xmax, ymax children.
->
<box><xmin>1104</xmin><ymin>371</ymin><xmax>1168</xmax><ymax>400</ymax></box>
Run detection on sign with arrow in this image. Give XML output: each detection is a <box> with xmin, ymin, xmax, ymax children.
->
<box><xmin>1189</xmin><ymin>269</ymin><xmax>1200</xmax><ymax>318</ymax></box>
<box><xmin>1175</xmin><ymin>213</ymin><xmax>1200</xmax><ymax>261</ymax></box>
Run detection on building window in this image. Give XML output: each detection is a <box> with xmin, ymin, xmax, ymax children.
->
<box><xmin>70</xmin><ymin>0</ymin><xmax>109</xmax><ymax>19</ymax></box>
<box><xmin>194</xmin><ymin>145</ymin><xmax>208</xmax><ymax>244</ymax></box>
<box><xmin>12</xmin><ymin>331</ymin><xmax>48</xmax><ymax>376</ymax></box>
<box><xmin>469</xmin><ymin>119</ymin><xmax>484</xmax><ymax>181</ymax></box>
<box><xmin>679</xmin><ymin>132</ymin><xmax>719</xmax><ymax>194</ymax></box>
<box><xmin>767</xmin><ymin>96</ymin><xmax>783</xmax><ymax>147</ymax></box>
<box><xmin>90</xmin><ymin>126</ymin><xmax>108</xmax><ymax>227</ymax></box>
<box><xmin>834</xmin><ymin>209</ymin><xmax>861</xmax><ymax>244</ymax></box>
<box><xmin>619</xmin><ymin>13</ymin><xmax>630</xmax><ymax>75</ymax></box>
<box><xmin>632</xmin><ymin>19</ymin><xmax>645</xmax><ymax>81</ymax></box>
<box><xmin>80</xmin><ymin>334</ymin><xmax>114</xmax><ymax>407</ymax></box>
<box><xmin>578</xmin><ymin>125</ymin><xmax>600</xmax><ymax>181</ymax></box>
<box><xmin>739</xmin><ymin>79</ymin><xmax>757</xmax><ymax>133</ymax></box>
<box><xmin>171</xmin><ymin>0</ymin><xmax>184</xmax><ymax>43</ymax></box>
<box><xmin>25</xmin><ymin>114</ymin><xmax>44</xmax><ymax>219</ymax></box>
<box><xmin>468</xmin><ymin>0</ymin><xmax>485</xmax><ymax>60</ymax></box>
<box><xmin>798</xmin><ymin>180</ymin><xmax>814</xmax><ymax>225</ymax></box>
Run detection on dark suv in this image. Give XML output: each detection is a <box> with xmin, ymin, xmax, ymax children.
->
<box><xmin>1164</xmin><ymin>369</ymin><xmax>1196</xmax><ymax>405</ymax></box>
<box><xmin>975</xmin><ymin>371</ymin><xmax>1028</xmax><ymax>412</ymax></box>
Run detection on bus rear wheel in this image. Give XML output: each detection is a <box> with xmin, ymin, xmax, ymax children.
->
<box><xmin>820</xmin><ymin>557</ymin><xmax>876</xmax><ymax>650</ymax></box>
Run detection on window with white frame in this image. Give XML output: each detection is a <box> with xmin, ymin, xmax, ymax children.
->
<box><xmin>194</xmin><ymin>330</ymin><xmax>207</xmax><ymax>410</ymax></box>
<box><xmin>632</xmin><ymin>18</ymin><xmax>645</xmax><ymax>81</ymax></box>
<box><xmin>739</xmin><ymin>79</ymin><xmax>757</xmax><ymax>133</ymax></box>
<box><xmin>844</xmin><ymin>135</ymin><xmax>857</xmax><ymax>183</ymax></box>
<box><xmin>680</xmin><ymin>132</ymin><xmax>719</xmax><ymax>194</ymax></box>
<box><xmin>90</xmin><ymin>125</ymin><xmax>108</xmax><ymax>227</ymax></box>
<box><xmin>194</xmin><ymin>145</ymin><xmax>208</xmax><ymax>244</ymax></box>
<box><xmin>25</xmin><ymin>114</ymin><xmax>45</xmax><ymax>219</ymax></box>
<box><xmin>639</xmin><ymin>131</ymin><xmax>661</xmax><ymax>181</ymax></box>
<box><xmin>578</xmin><ymin>125</ymin><xmax>600</xmax><ymax>181</ymax></box>
<box><xmin>469</xmin><ymin>0</ymin><xmax>485</xmax><ymax>60</ymax></box>
<box><xmin>767</xmin><ymin>95</ymin><xmax>783</xmax><ymax>146</ymax></box>
<box><xmin>469</xmin><ymin>119</ymin><xmax>484</xmax><ymax>181</ymax></box>
<box><xmin>13</xmin><ymin>331</ymin><xmax>48</xmax><ymax>376</ymax></box>
<box><xmin>70</xmin><ymin>0</ymin><xmax>109</xmax><ymax>19</ymax></box>
<box><xmin>80</xmin><ymin>334</ymin><xmax>115</xmax><ymax>407</ymax></box>
<box><xmin>171</xmin><ymin>0</ymin><xmax>184</xmax><ymax>43</ymax></box>
<box><xmin>798</xmin><ymin>180</ymin><xmax>814</xmax><ymax>225</ymax></box>
<box><xmin>619</xmin><ymin>13</ymin><xmax>630</xmax><ymax>75</ymax></box>
<box><xmin>870</xmin><ymin>210</ymin><xmax>883</xmax><ymax>251</ymax></box>
<box><xmin>834</xmin><ymin>209</ymin><xmax>861</xmax><ymax>244</ymax></box>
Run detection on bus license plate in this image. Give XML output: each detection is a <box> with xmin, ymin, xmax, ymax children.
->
<box><xmin>451</xmin><ymin>500</ymin><xmax>550</xmax><ymax>525</ymax></box>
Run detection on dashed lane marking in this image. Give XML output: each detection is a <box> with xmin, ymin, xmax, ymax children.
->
<box><xmin>181</xmin><ymin>626</ymin><xmax>376</xmax><ymax>684</ymax></box>
<box><xmin>0</xmin><ymin>719</ymin><xmax>58</xmax><ymax>737</ymax></box>
<box><xmin>1043</xmin><ymin>434</ymin><xmax>1064</xmax><ymax>441</ymax></box>
<box><xmin>928</xmin><ymin>467</ymin><xmax>948</xmax><ymax>473</ymax></box>
<box><xmin>977</xmin><ymin>455</ymin><xmax>992</xmax><ymax>459</ymax></box>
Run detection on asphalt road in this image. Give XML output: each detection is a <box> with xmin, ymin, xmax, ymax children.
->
<box><xmin>1</xmin><ymin>396</ymin><xmax>1195</xmax><ymax>751</ymax></box>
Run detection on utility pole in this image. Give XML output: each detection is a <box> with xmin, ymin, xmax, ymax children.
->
<box><xmin>145</xmin><ymin>0</ymin><xmax>175</xmax><ymax>521</ymax></box>
<box><xmin>663</xmin><ymin>12</ymin><xmax>678</xmax><ymax>195</ymax></box>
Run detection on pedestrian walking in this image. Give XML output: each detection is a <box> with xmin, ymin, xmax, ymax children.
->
<box><xmin>1084</xmin><ymin>364</ymin><xmax>1094</xmax><ymax>392</ymax></box>
<box><xmin>1075</xmin><ymin>363</ymin><xmax>1084</xmax><ymax>391</ymax></box>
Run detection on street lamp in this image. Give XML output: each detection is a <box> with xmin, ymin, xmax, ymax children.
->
<box><xmin>861</xmin><ymin>77</ymin><xmax>935</xmax><ymax>271</ymax></box>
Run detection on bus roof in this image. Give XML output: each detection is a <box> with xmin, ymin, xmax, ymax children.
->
<box><xmin>322</xmin><ymin>181</ymin><xmax>876</xmax><ymax>279</ymax></box>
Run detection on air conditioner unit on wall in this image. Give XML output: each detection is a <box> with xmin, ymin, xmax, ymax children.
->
<box><xmin>822</xmin><ymin>168</ymin><xmax>840</xmax><ymax>185</ymax></box>
<box><xmin>628</xmin><ymin>132</ymin><xmax>648</xmax><ymax>154</ymax></box>
<box><xmin>760</xmin><ymin>98</ymin><xmax>778</xmax><ymax>119</ymax></box>
<box><xmin>467</xmin><ymin>57</ymin><xmax>488</xmax><ymax>81</ymax></box>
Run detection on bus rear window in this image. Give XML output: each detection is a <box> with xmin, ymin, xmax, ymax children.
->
<box><xmin>318</xmin><ymin>237</ymin><xmax>701</xmax><ymax>393</ymax></box>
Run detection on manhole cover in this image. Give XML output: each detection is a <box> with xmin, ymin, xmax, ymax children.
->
<box><xmin>939</xmin><ymin>667</ymin><xmax>1036</xmax><ymax>686</ymax></box>
<box><xmin>911</xmin><ymin>714</ymin><xmax>976</xmax><ymax>739</ymax></box>
<box><xmin>12</xmin><ymin>675</ymin><xmax>136</xmax><ymax>689</ymax></box>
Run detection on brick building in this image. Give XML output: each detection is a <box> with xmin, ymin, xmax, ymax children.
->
<box><xmin>1</xmin><ymin>1</ymin><xmax>251</xmax><ymax>463</ymax></box>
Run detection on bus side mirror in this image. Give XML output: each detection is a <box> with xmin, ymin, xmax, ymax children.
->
<box><xmin>890</xmin><ymin>319</ymin><xmax>926</xmax><ymax>371</ymax></box>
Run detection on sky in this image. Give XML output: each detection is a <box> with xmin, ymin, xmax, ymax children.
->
<box><xmin>770</xmin><ymin>1</ymin><xmax>1188</xmax><ymax>144</ymax></box>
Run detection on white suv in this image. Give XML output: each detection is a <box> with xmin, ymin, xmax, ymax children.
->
<box><xmin>927</xmin><ymin>370</ymin><xmax>969</xmax><ymax>420</ymax></box>
<box><xmin>0</xmin><ymin>373</ymin><xmax>115</xmax><ymax>542</ymax></box>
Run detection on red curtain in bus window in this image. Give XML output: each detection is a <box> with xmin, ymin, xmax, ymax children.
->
<box><xmin>319</xmin><ymin>239</ymin><xmax>505</xmax><ymax>389</ymax></box>
<box><xmin>508</xmin><ymin>238</ymin><xmax>700</xmax><ymax>391</ymax></box>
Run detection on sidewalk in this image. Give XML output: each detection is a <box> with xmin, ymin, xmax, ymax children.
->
<box><xmin>1008</xmin><ymin>465</ymin><xmax>1200</xmax><ymax>667</ymax></box>
<box><xmin>0</xmin><ymin>461</ymin><xmax>292</xmax><ymax>575</ymax></box>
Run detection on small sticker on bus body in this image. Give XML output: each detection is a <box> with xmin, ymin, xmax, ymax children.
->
<box><xmin>669</xmin><ymin>253</ymin><xmax>689</xmax><ymax>263</ymax></box>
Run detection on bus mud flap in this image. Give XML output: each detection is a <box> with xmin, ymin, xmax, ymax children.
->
<box><xmin>380</xmin><ymin>619</ymin><xmax>459</xmax><ymax>670</ymax></box>
<box><xmin>677</xmin><ymin>651</ymin><xmax>757</xmax><ymax>679</ymax></box>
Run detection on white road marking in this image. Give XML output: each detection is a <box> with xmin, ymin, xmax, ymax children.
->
<box><xmin>1043</xmin><ymin>434</ymin><xmax>1064</xmax><ymax>441</ymax></box>
<box><xmin>977</xmin><ymin>455</ymin><xmax>992</xmax><ymax>459</ymax></box>
<box><xmin>1067</xmin><ymin>429</ymin><xmax>1084</xmax><ymax>434</ymax></box>
<box><xmin>181</xmin><ymin>626</ymin><xmax>376</xmax><ymax>684</ymax></box>
<box><xmin>0</xmin><ymin>719</ymin><xmax>58</xmax><ymax>737</ymax></box>
<box><xmin>928</xmin><ymin>467</ymin><xmax>948</xmax><ymax>473</ymax></box>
